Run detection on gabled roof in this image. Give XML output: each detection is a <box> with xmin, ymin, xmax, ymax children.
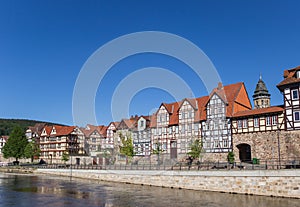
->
<box><xmin>208</xmin><ymin>82</ymin><xmax>228</xmax><ymax>104</ymax></box>
<box><xmin>117</xmin><ymin>117</ymin><xmax>138</xmax><ymax>130</ymax></box>
<box><xmin>41</xmin><ymin>126</ymin><xmax>52</xmax><ymax>136</ymax></box>
<box><xmin>0</xmin><ymin>135</ymin><xmax>9</xmax><ymax>142</ymax></box>
<box><xmin>168</xmin><ymin>102</ymin><xmax>181</xmax><ymax>126</ymax></box>
<box><xmin>277</xmin><ymin>65</ymin><xmax>300</xmax><ymax>90</ymax></box>
<box><xmin>178</xmin><ymin>98</ymin><xmax>198</xmax><ymax>110</ymax></box>
<box><xmin>27</xmin><ymin>123</ymin><xmax>47</xmax><ymax>136</ymax></box>
<box><xmin>149</xmin><ymin>114</ymin><xmax>157</xmax><ymax>128</ymax></box>
<box><xmin>100</xmin><ymin>126</ymin><xmax>108</xmax><ymax>137</ymax></box>
<box><xmin>233</xmin><ymin>106</ymin><xmax>284</xmax><ymax>118</ymax></box>
<box><xmin>53</xmin><ymin>126</ymin><xmax>76</xmax><ymax>136</ymax></box>
<box><xmin>195</xmin><ymin>96</ymin><xmax>209</xmax><ymax>122</ymax></box>
<box><xmin>205</xmin><ymin>82</ymin><xmax>252</xmax><ymax>117</ymax></box>
<box><xmin>81</xmin><ymin>124</ymin><xmax>105</xmax><ymax>137</ymax></box>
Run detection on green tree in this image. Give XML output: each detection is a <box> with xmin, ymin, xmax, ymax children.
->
<box><xmin>119</xmin><ymin>133</ymin><xmax>134</xmax><ymax>163</ymax></box>
<box><xmin>24</xmin><ymin>140</ymin><xmax>40</xmax><ymax>163</ymax></box>
<box><xmin>61</xmin><ymin>152</ymin><xmax>70</xmax><ymax>164</ymax></box>
<box><xmin>152</xmin><ymin>142</ymin><xmax>165</xmax><ymax>165</ymax></box>
<box><xmin>227</xmin><ymin>151</ymin><xmax>235</xmax><ymax>164</ymax></box>
<box><xmin>187</xmin><ymin>139</ymin><xmax>203</xmax><ymax>160</ymax></box>
<box><xmin>2</xmin><ymin>125</ymin><xmax>28</xmax><ymax>164</ymax></box>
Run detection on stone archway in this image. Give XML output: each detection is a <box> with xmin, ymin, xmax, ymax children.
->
<box><xmin>236</xmin><ymin>143</ymin><xmax>252</xmax><ymax>162</ymax></box>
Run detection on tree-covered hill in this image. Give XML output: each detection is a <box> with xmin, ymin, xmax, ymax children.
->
<box><xmin>0</xmin><ymin>118</ymin><xmax>65</xmax><ymax>136</ymax></box>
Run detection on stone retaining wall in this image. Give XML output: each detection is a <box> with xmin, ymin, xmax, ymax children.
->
<box><xmin>36</xmin><ymin>169</ymin><xmax>300</xmax><ymax>199</ymax></box>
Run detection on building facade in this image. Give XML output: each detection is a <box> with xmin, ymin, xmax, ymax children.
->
<box><xmin>23</xmin><ymin>65</ymin><xmax>300</xmax><ymax>165</ymax></box>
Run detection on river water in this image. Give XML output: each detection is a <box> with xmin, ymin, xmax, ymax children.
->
<box><xmin>0</xmin><ymin>173</ymin><xmax>299</xmax><ymax>207</ymax></box>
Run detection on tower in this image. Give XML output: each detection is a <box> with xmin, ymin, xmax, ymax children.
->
<box><xmin>253</xmin><ymin>75</ymin><xmax>271</xmax><ymax>109</ymax></box>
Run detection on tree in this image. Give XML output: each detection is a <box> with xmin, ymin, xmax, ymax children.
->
<box><xmin>227</xmin><ymin>151</ymin><xmax>235</xmax><ymax>164</ymax></box>
<box><xmin>152</xmin><ymin>142</ymin><xmax>164</xmax><ymax>165</ymax></box>
<box><xmin>119</xmin><ymin>133</ymin><xmax>134</xmax><ymax>163</ymax></box>
<box><xmin>24</xmin><ymin>140</ymin><xmax>40</xmax><ymax>163</ymax></box>
<box><xmin>61</xmin><ymin>152</ymin><xmax>70</xmax><ymax>164</ymax></box>
<box><xmin>187</xmin><ymin>139</ymin><xmax>203</xmax><ymax>160</ymax></box>
<box><xmin>2</xmin><ymin>125</ymin><xmax>28</xmax><ymax>164</ymax></box>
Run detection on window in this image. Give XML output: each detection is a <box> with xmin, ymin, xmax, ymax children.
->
<box><xmin>140</xmin><ymin>120</ymin><xmax>144</xmax><ymax>127</ymax></box>
<box><xmin>181</xmin><ymin>125</ymin><xmax>186</xmax><ymax>133</ymax></box>
<box><xmin>272</xmin><ymin>116</ymin><xmax>277</xmax><ymax>126</ymax></box>
<box><xmin>188</xmin><ymin>124</ymin><xmax>192</xmax><ymax>132</ymax></box>
<box><xmin>223</xmin><ymin>140</ymin><xmax>228</xmax><ymax>148</ymax></box>
<box><xmin>169</xmin><ymin>127</ymin><xmax>172</xmax><ymax>134</ymax></box>
<box><xmin>266</xmin><ymin>116</ymin><xmax>271</xmax><ymax>126</ymax></box>
<box><xmin>292</xmin><ymin>89</ymin><xmax>299</xmax><ymax>100</ymax></box>
<box><xmin>162</xmin><ymin>142</ymin><xmax>167</xmax><ymax>150</ymax></box>
<box><xmin>237</xmin><ymin>120</ymin><xmax>242</xmax><ymax>129</ymax></box>
<box><xmin>294</xmin><ymin>111</ymin><xmax>300</xmax><ymax>121</ymax></box>
<box><xmin>242</xmin><ymin>119</ymin><xmax>248</xmax><ymax>128</ymax></box>
<box><xmin>254</xmin><ymin>118</ymin><xmax>259</xmax><ymax>127</ymax></box>
<box><xmin>194</xmin><ymin>124</ymin><xmax>199</xmax><ymax>132</ymax></box>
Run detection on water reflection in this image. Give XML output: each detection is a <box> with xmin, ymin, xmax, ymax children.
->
<box><xmin>0</xmin><ymin>173</ymin><xmax>298</xmax><ymax>207</ymax></box>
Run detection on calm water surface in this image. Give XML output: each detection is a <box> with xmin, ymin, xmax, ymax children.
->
<box><xmin>0</xmin><ymin>173</ymin><xmax>299</xmax><ymax>207</ymax></box>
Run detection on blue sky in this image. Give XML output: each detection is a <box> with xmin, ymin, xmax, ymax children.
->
<box><xmin>0</xmin><ymin>0</ymin><xmax>300</xmax><ymax>126</ymax></box>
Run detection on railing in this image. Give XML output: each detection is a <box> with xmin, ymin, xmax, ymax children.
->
<box><xmin>34</xmin><ymin>158</ymin><xmax>300</xmax><ymax>171</ymax></box>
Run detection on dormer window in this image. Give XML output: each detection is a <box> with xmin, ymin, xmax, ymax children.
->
<box><xmin>292</xmin><ymin>89</ymin><xmax>299</xmax><ymax>100</ymax></box>
<box><xmin>296</xmin><ymin>71</ymin><xmax>300</xmax><ymax>78</ymax></box>
<box><xmin>140</xmin><ymin>120</ymin><xmax>144</xmax><ymax>127</ymax></box>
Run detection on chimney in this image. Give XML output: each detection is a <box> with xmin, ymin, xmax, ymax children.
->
<box><xmin>217</xmin><ymin>82</ymin><xmax>223</xmax><ymax>90</ymax></box>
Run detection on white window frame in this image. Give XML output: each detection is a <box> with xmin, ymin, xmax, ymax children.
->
<box><xmin>292</xmin><ymin>89</ymin><xmax>299</xmax><ymax>100</ymax></box>
<box><xmin>242</xmin><ymin>119</ymin><xmax>248</xmax><ymax>128</ymax></box>
<box><xmin>266</xmin><ymin>116</ymin><xmax>271</xmax><ymax>126</ymax></box>
<box><xmin>237</xmin><ymin>120</ymin><xmax>242</xmax><ymax>129</ymax></box>
<box><xmin>294</xmin><ymin>111</ymin><xmax>300</xmax><ymax>121</ymax></box>
<box><xmin>254</xmin><ymin>118</ymin><xmax>259</xmax><ymax>127</ymax></box>
<box><xmin>272</xmin><ymin>115</ymin><xmax>277</xmax><ymax>126</ymax></box>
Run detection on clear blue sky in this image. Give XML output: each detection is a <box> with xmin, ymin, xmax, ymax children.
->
<box><xmin>1</xmin><ymin>0</ymin><xmax>300</xmax><ymax>126</ymax></box>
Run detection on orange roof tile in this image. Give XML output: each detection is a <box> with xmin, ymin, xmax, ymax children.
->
<box><xmin>277</xmin><ymin>65</ymin><xmax>300</xmax><ymax>90</ymax></box>
<box><xmin>195</xmin><ymin>96</ymin><xmax>209</xmax><ymax>122</ymax></box>
<box><xmin>233</xmin><ymin>106</ymin><xmax>284</xmax><ymax>118</ymax></box>
<box><xmin>55</xmin><ymin>126</ymin><xmax>76</xmax><ymax>136</ymax></box>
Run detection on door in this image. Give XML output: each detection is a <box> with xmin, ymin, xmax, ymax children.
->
<box><xmin>170</xmin><ymin>141</ymin><xmax>177</xmax><ymax>159</ymax></box>
<box><xmin>237</xmin><ymin>143</ymin><xmax>251</xmax><ymax>162</ymax></box>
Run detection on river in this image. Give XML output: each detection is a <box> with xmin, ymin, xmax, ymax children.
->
<box><xmin>0</xmin><ymin>173</ymin><xmax>298</xmax><ymax>207</ymax></box>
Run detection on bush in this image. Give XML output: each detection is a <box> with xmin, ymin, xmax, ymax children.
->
<box><xmin>227</xmin><ymin>152</ymin><xmax>235</xmax><ymax>164</ymax></box>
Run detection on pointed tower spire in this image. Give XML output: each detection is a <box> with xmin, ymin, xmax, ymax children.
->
<box><xmin>253</xmin><ymin>74</ymin><xmax>271</xmax><ymax>109</ymax></box>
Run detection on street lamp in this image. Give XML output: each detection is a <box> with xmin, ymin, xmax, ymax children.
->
<box><xmin>277</xmin><ymin>121</ymin><xmax>281</xmax><ymax>169</ymax></box>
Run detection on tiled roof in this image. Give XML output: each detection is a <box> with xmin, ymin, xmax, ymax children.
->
<box><xmin>28</xmin><ymin>123</ymin><xmax>47</xmax><ymax>136</ymax></box>
<box><xmin>168</xmin><ymin>102</ymin><xmax>181</xmax><ymax>125</ymax></box>
<box><xmin>100</xmin><ymin>126</ymin><xmax>108</xmax><ymax>136</ymax></box>
<box><xmin>195</xmin><ymin>96</ymin><xmax>209</xmax><ymax>122</ymax></box>
<box><xmin>233</xmin><ymin>106</ymin><xmax>284</xmax><ymax>118</ymax></box>
<box><xmin>149</xmin><ymin>114</ymin><xmax>157</xmax><ymax>128</ymax></box>
<box><xmin>54</xmin><ymin>126</ymin><xmax>76</xmax><ymax>136</ymax></box>
<box><xmin>43</xmin><ymin>126</ymin><xmax>52</xmax><ymax>136</ymax></box>
<box><xmin>150</xmin><ymin>82</ymin><xmax>250</xmax><ymax>126</ymax></box>
<box><xmin>277</xmin><ymin>65</ymin><xmax>300</xmax><ymax>89</ymax></box>
<box><xmin>0</xmin><ymin>135</ymin><xmax>9</xmax><ymax>141</ymax></box>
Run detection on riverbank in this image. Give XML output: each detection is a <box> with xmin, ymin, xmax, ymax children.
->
<box><xmin>35</xmin><ymin>168</ymin><xmax>300</xmax><ymax>199</ymax></box>
<box><xmin>0</xmin><ymin>167</ymin><xmax>34</xmax><ymax>174</ymax></box>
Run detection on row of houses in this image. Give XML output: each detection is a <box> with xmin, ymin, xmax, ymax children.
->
<box><xmin>3</xmin><ymin>65</ymin><xmax>300</xmax><ymax>165</ymax></box>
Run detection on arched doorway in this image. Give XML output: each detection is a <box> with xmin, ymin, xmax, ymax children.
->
<box><xmin>236</xmin><ymin>143</ymin><xmax>251</xmax><ymax>162</ymax></box>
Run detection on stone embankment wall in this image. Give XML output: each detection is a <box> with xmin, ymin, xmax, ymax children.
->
<box><xmin>36</xmin><ymin>169</ymin><xmax>300</xmax><ymax>199</ymax></box>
